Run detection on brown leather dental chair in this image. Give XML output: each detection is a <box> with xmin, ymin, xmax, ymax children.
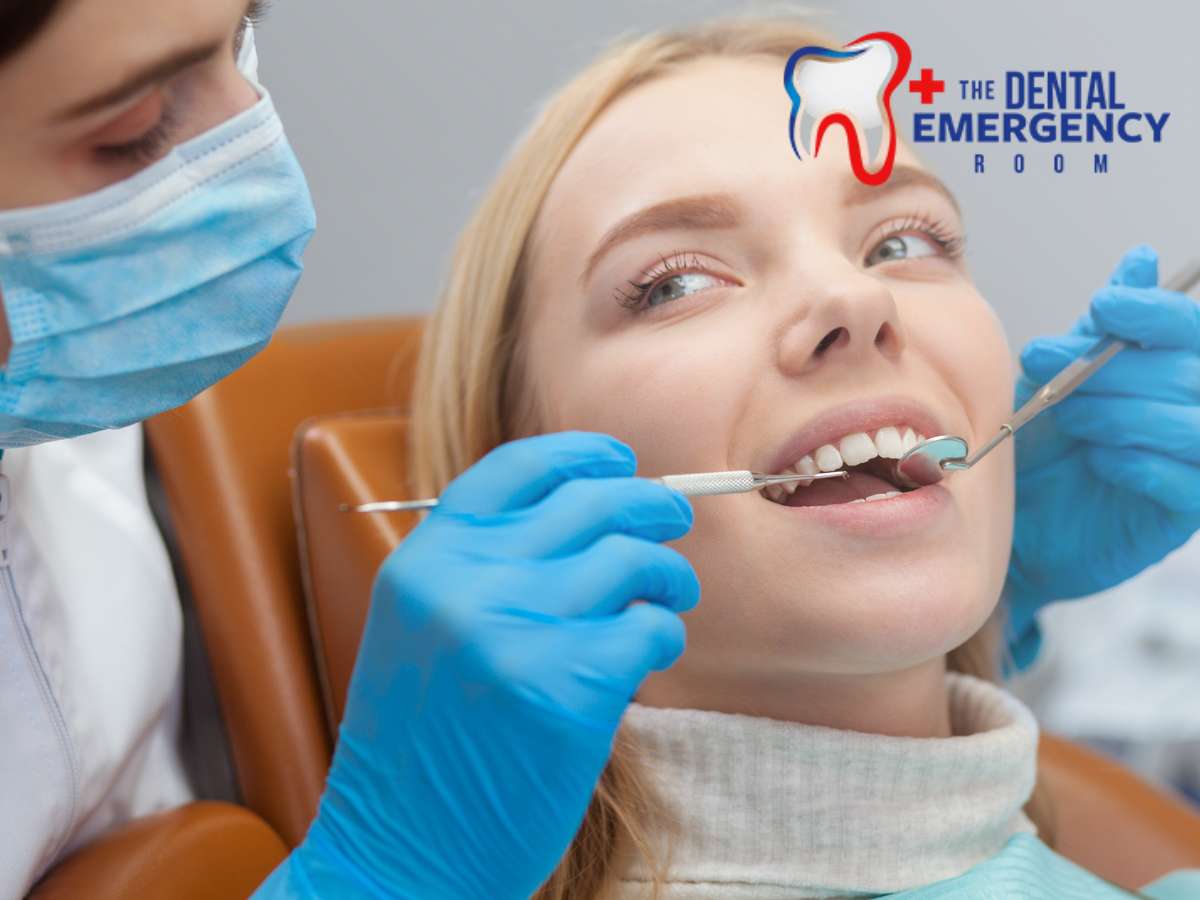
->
<box><xmin>32</xmin><ymin>316</ymin><xmax>1200</xmax><ymax>896</ymax></box>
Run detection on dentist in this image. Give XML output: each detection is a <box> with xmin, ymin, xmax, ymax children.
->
<box><xmin>1</xmin><ymin>3</ymin><xmax>1197</xmax><ymax>899</ymax></box>
<box><xmin>0</xmin><ymin>1</ymin><xmax>312</xmax><ymax>895</ymax></box>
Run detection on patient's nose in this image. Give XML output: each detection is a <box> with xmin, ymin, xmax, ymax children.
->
<box><xmin>775</xmin><ymin>271</ymin><xmax>906</xmax><ymax>378</ymax></box>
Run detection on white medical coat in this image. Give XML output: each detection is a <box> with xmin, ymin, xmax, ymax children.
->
<box><xmin>0</xmin><ymin>425</ymin><xmax>193</xmax><ymax>898</ymax></box>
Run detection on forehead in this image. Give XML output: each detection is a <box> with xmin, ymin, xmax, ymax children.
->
<box><xmin>534</xmin><ymin>56</ymin><xmax>926</xmax><ymax>255</ymax></box>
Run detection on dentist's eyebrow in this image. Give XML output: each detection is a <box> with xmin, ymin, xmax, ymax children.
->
<box><xmin>842</xmin><ymin>165</ymin><xmax>962</xmax><ymax>217</ymax></box>
<box><xmin>580</xmin><ymin>193</ymin><xmax>742</xmax><ymax>288</ymax></box>
<box><xmin>54</xmin><ymin>0</ymin><xmax>261</xmax><ymax>124</ymax></box>
<box><xmin>54</xmin><ymin>41</ymin><xmax>224</xmax><ymax>122</ymax></box>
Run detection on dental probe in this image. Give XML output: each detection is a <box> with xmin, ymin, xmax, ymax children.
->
<box><xmin>340</xmin><ymin>469</ymin><xmax>850</xmax><ymax>513</ymax></box>
<box><xmin>893</xmin><ymin>260</ymin><xmax>1200</xmax><ymax>489</ymax></box>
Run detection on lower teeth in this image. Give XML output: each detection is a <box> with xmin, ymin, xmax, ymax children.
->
<box><xmin>849</xmin><ymin>491</ymin><xmax>903</xmax><ymax>504</ymax></box>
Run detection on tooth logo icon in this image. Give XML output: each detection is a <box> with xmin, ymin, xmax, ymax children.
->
<box><xmin>784</xmin><ymin>32</ymin><xmax>912</xmax><ymax>186</ymax></box>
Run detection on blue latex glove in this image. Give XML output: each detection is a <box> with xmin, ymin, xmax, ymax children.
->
<box><xmin>1006</xmin><ymin>244</ymin><xmax>1200</xmax><ymax>670</ymax></box>
<box><xmin>254</xmin><ymin>431</ymin><xmax>698</xmax><ymax>899</ymax></box>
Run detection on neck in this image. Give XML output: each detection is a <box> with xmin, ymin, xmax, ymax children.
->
<box><xmin>638</xmin><ymin>653</ymin><xmax>953</xmax><ymax>738</ymax></box>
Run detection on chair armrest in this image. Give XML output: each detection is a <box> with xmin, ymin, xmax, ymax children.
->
<box><xmin>30</xmin><ymin>802</ymin><xmax>288</xmax><ymax>900</ymax></box>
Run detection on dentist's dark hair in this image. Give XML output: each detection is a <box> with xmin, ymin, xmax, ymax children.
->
<box><xmin>0</xmin><ymin>0</ymin><xmax>63</xmax><ymax>64</ymax></box>
<box><xmin>1</xmin><ymin>2</ymin><xmax>264</xmax><ymax>65</ymax></box>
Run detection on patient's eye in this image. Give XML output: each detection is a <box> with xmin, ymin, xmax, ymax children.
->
<box><xmin>864</xmin><ymin>213</ymin><xmax>965</xmax><ymax>268</ymax></box>
<box><xmin>615</xmin><ymin>251</ymin><xmax>733</xmax><ymax>314</ymax></box>
<box><xmin>866</xmin><ymin>234</ymin><xmax>938</xmax><ymax>265</ymax></box>
<box><xmin>644</xmin><ymin>272</ymin><xmax>720</xmax><ymax>307</ymax></box>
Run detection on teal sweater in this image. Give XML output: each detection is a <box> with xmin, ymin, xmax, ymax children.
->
<box><xmin>892</xmin><ymin>832</ymin><xmax>1199</xmax><ymax>898</ymax></box>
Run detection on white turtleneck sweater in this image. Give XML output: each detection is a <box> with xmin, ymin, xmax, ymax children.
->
<box><xmin>615</xmin><ymin>672</ymin><xmax>1040</xmax><ymax>899</ymax></box>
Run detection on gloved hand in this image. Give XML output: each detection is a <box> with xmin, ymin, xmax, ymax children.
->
<box><xmin>1006</xmin><ymin>244</ymin><xmax>1200</xmax><ymax>670</ymax></box>
<box><xmin>254</xmin><ymin>431</ymin><xmax>698</xmax><ymax>899</ymax></box>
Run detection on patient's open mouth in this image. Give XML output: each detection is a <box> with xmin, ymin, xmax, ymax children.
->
<box><xmin>761</xmin><ymin>425</ymin><xmax>923</xmax><ymax>508</ymax></box>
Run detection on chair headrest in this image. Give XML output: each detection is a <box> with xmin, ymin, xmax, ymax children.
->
<box><xmin>291</xmin><ymin>411</ymin><xmax>421</xmax><ymax>728</ymax></box>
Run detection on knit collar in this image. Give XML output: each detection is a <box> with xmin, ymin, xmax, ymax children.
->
<box><xmin>618</xmin><ymin>672</ymin><xmax>1039</xmax><ymax>899</ymax></box>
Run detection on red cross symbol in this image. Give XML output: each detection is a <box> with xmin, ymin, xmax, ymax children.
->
<box><xmin>908</xmin><ymin>68</ymin><xmax>945</xmax><ymax>104</ymax></box>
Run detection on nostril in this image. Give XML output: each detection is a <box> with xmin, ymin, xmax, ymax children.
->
<box><xmin>815</xmin><ymin>327</ymin><xmax>846</xmax><ymax>355</ymax></box>
<box><xmin>874</xmin><ymin>321</ymin><xmax>902</xmax><ymax>356</ymax></box>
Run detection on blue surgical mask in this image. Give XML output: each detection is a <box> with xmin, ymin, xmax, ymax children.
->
<box><xmin>0</xmin><ymin>40</ymin><xmax>315</xmax><ymax>448</ymax></box>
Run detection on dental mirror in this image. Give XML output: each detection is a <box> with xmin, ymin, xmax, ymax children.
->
<box><xmin>893</xmin><ymin>435</ymin><xmax>970</xmax><ymax>488</ymax></box>
<box><xmin>892</xmin><ymin>259</ymin><xmax>1200</xmax><ymax>490</ymax></box>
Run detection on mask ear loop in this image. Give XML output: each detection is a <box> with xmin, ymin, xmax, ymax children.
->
<box><xmin>236</xmin><ymin>22</ymin><xmax>260</xmax><ymax>83</ymax></box>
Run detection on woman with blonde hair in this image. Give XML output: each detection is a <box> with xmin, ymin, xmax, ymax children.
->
<box><xmin>259</xmin><ymin>14</ymin><xmax>1200</xmax><ymax>899</ymax></box>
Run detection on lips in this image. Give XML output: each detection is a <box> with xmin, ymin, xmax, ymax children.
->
<box><xmin>784</xmin><ymin>33</ymin><xmax>911</xmax><ymax>185</ymax></box>
<box><xmin>757</xmin><ymin>396</ymin><xmax>949</xmax><ymax>478</ymax></box>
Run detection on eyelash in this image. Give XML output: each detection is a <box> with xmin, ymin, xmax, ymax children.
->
<box><xmin>247</xmin><ymin>0</ymin><xmax>269</xmax><ymax>24</ymax></box>
<box><xmin>613</xmin><ymin>212</ymin><xmax>967</xmax><ymax>315</ymax></box>
<box><xmin>614</xmin><ymin>250</ymin><xmax>708</xmax><ymax>312</ymax></box>
<box><xmin>93</xmin><ymin>103</ymin><xmax>181</xmax><ymax>166</ymax></box>
<box><xmin>874</xmin><ymin>212</ymin><xmax>966</xmax><ymax>262</ymax></box>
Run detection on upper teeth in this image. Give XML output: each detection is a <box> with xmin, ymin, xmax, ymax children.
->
<box><xmin>763</xmin><ymin>425</ymin><xmax>927</xmax><ymax>502</ymax></box>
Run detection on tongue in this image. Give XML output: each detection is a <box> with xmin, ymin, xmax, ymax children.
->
<box><xmin>784</xmin><ymin>469</ymin><xmax>898</xmax><ymax>507</ymax></box>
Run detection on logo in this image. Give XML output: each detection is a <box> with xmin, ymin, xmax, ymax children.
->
<box><xmin>783</xmin><ymin>32</ymin><xmax>912</xmax><ymax>186</ymax></box>
<box><xmin>914</xmin><ymin>71</ymin><xmax>1171</xmax><ymax>177</ymax></box>
<box><xmin>784</xmin><ymin>33</ymin><xmax>1171</xmax><ymax>181</ymax></box>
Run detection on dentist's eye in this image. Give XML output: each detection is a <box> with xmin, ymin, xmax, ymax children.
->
<box><xmin>92</xmin><ymin>94</ymin><xmax>182</xmax><ymax>167</ymax></box>
<box><xmin>615</xmin><ymin>251</ymin><xmax>732</xmax><ymax>314</ymax></box>
<box><xmin>94</xmin><ymin>110</ymin><xmax>180</xmax><ymax>165</ymax></box>
<box><xmin>864</xmin><ymin>214</ymin><xmax>965</xmax><ymax>268</ymax></box>
<box><xmin>95</xmin><ymin>119</ymin><xmax>176</xmax><ymax>165</ymax></box>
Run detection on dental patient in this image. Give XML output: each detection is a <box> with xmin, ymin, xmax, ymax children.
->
<box><xmin>405</xmin><ymin>16</ymin><xmax>1185</xmax><ymax>900</ymax></box>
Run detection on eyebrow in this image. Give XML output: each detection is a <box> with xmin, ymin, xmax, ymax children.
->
<box><xmin>52</xmin><ymin>0</ymin><xmax>263</xmax><ymax>125</ymax></box>
<box><xmin>579</xmin><ymin>167</ymin><xmax>962</xmax><ymax>288</ymax></box>
<box><xmin>54</xmin><ymin>40</ymin><xmax>225</xmax><ymax>122</ymax></box>
<box><xmin>579</xmin><ymin>193</ymin><xmax>741</xmax><ymax>287</ymax></box>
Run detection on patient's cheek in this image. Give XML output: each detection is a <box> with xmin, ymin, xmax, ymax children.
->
<box><xmin>541</xmin><ymin>344</ymin><xmax>732</xmax><ymax>472</ymax></box>
<box><xmin>930</xmin><ymin>299</ymin><xmax>1012</xmax><ymax>421</ymax></box>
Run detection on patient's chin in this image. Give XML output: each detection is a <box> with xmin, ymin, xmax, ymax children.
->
<box><xmin>670</xmin><ymin>478</ymin><xmax>1003</xmax><ymax>678</ymax></box>
<box><xmin>750</xmin><ymin>565</ymin><xmax>996</xmax><ymax>676</ymax></box>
